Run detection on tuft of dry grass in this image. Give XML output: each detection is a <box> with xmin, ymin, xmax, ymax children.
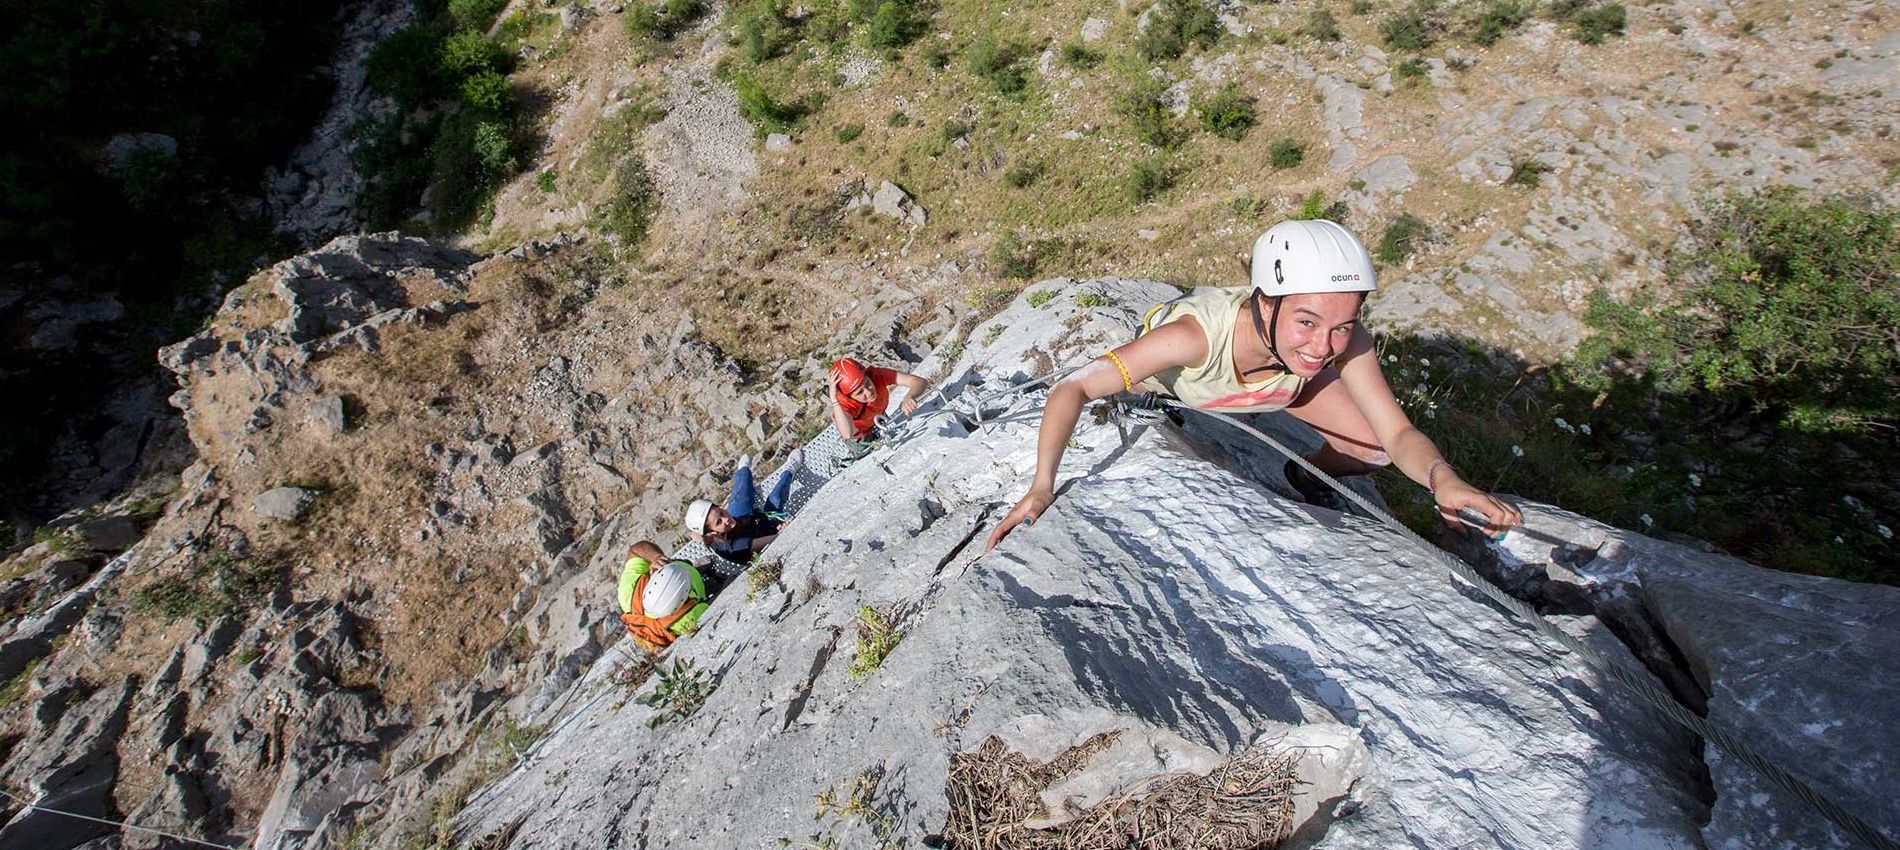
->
<box><xmin>944</xmin><ymin>732</ymin><xmax>1299</xmax><ymax>850</ymax></box>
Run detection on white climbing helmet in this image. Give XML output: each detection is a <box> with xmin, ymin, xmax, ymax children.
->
<box><xmin>685</xmin><ymin>499</ymin><xmax>714</xmax><ymax>534</ymax></box>
<box><xmin>641</xmin><ymin>562</ymin><xmax>696</xmax><ymax>616</ymax></box>
<box><xmin>1249</xmin><ymin>219</ymin><xmax>1378</xmax><ymax>298</ymax></box>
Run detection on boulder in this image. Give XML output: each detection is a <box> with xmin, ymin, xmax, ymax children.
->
<box><xmin>308</xmin><ymin>396</ymin><xmax>348</xmax><ymax>435</ymax></box>
<box><xmin>253</xmin><ymin>487</ymin><xmax>316</xmax><ymax>521</ymax></box>
<box><xmin>870</xmin><ymin>181</ymin><xmax>927</xmax><ymax>227</ymax></box>
<box><xmin>71</xmin><ymin>515</ymin><xmax>140</xmax><ymax>553</ymax></box>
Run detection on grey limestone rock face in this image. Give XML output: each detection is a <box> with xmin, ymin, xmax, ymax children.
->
<box><xmin>452</xmin><ymin>280</ymin><xmax>1752</xmax><ymax>849</ymax></box>
<box><xmin>0</xmin><ymin>680</ymin><xmax>135</xmax><ymax>848</ymax></box>
<box><xmin>1461</xmin><ymin>501</ymin><xmax>1900</xmax><ymax>850</ymax></box>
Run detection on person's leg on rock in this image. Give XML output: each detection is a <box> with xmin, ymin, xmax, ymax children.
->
<box><xmin>726</xmin><ymin>456</ymin><xmax>757</xmax><ymax>520</ymax></box>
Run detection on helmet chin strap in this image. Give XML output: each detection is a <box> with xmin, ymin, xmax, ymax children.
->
<box><xmin>1243</xmin><ymin>291</ymin><xmax>1290</xmax><ymax>378</ymax></box>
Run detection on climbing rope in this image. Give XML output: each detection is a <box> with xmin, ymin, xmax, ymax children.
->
<box><xmin>0</xmin><ymin>787</ymin><xmax>243</xmax><ymax>850</ymax></box>
<box><xmin>1115</xmin><ymin>392</ymin><xmax>1899</xmax><ymax>850</ymax></box>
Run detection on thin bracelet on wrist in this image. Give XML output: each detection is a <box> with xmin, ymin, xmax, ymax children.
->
<box><xmin>1427</xmin><ymin>458</ymin><xmax>1451</xmax><ymax>494</ymax></box>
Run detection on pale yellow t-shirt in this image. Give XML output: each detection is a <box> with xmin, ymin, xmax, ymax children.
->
<box><xmin>1139</xmin><ymin>286</ymin><xmax>1308</xmax><ymax>412</ymax></box>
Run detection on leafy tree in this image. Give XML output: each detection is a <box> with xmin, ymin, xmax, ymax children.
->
<box><xmin>1197</xmin><ymin>84</ymin><xmax>1256</xmax><ymax>141</ymax></box>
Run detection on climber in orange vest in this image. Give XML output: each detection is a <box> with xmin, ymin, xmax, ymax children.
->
<box><xmin>618</xmin><ymin>540</ymin><xmax>715</xmax><ymax>653</ymax></box>
<box><xmin>828</xmin><ymin>357</ymin><xmax>928</xmax><ymax>442</ymax></box>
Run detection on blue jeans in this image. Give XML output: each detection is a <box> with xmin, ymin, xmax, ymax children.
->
<box><xmin>727</xmin><ymin>464</ymin><xmax>792</xmax><ymax>520</ymax></box>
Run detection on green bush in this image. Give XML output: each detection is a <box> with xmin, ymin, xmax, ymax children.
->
<box><xmin>1571</xmin><ymin>3</ymin><xmax>1626</xmax><ymax>44</ymax></box>
<box><xmin>535</xmin><ymin>169</ymin><xmax>557</xmax><ymax>192</ymax></box>
<box><xmin>1269</xmin><ymin>137</ymin><xmax>1305</xmax><ymax>169</ymax></box>
<box><xmin>1232</xmin><ymin>195</ymin><xmax>1268</xmax><ymax>219</ymax></box>
<box><xmin>471</xmin><ymin>120</ymin><xmax>517</xmax><ymax>174</ymax></box>
<box><xmin>967</xmin><ymin>31</ymin><xmax>1030</xmax><ymax>96</ymax></box>
<box><xmin>1061</xmin><ymin>42</ymin><xmax>1104</xmax><ymax>68</ymax></box>
<box><xmin>367</xmin><ymin>26</ymin><xmax>451</xmax><ymax>108</ymax></box>
<box><xmin>1305</xmin><ymin>7</ymin><xmax>1343</xmax><ymax>41</ymax></box>
<box><xmin>733</xmin><ymin>73</ymin><xmax>803</xmax><ymax>134</ymax></box>
<box><xmin>603</xmin><ymin>156</ymin><xmax>657</xmax><ymax>246</ymax></box>
<box><xmin>450</xmin><ymin>0</ymin><xmax>511</xmax><ymax>30</ymax></box>
<box><xmin>1126</xmin><ymin>156</ymin><xmax>1174</xmax><ymax>203</ymax></box>
<box><xmin>1380</xmin><ymin>2</ymin><xmax>1440</xmax><ymax>51</ymax></box>
<box><xmin>1576</xmin><ymin>189</ymin><xmax>1900</xmax><ymax>431</ymax></box>
<box><xmin>862</xmin><ymin>0</ymin><xmax>925</xmax><ymax>49</ymax></box>
<box><xmin>1197</xmin><ymin>84</ymin><xmax>1256</xmax><ymax>141</ymax></box>
<box><xmin>1467</xmin><ymin>0</ymin><xmax>1530</xmax><ymax>45</ymax></box>
<box><xmin>441</xmin><ymin>29</ymin><xmax>506</xmax><ymax>76</ymax></box>
<box><xmin>733</xmin><ymin>0</ymin><xmax>796</xmax><ymax>62</ymax></box>
<box><xmin>1116</xmin><ymin>74</ymin><xmax>1177</xmax><ymax>148</ymax></box>
<box><xmin>923</xmin><ymin>40</ymin><xmax>953</xmax><ymax>69</ymax></box>
<box><xmin>628</xmin><ymin>0</ymin><xmax>707</xmax><ymax>40</ymax></box>
<box><xmin>836</xmin><ymin>123</ymin><xmax>865</xmax><ymax>142</ymax></box>
<box><xmin>1137</xmin><ymin>0</ymin><xmax>1222</xmax><ymax>62</ymax></box>
<box><xmin>1375</xmin><ymin>212</ymin><xmax>1430</xmax><ymax>264</ymax></box>
<box><xmin>1293</xmin><ymin>188</ymin><xmax>1329</xmax><ymax>220</ymax></box>
<box><xmin>1394</xmin><ymin>57</ymin><xmax>1427</xmax><ymax>81</ymax></box>
<box><xmin>460</xmin><ymin>70</ymin><xmax>515</xmax><ymax>113</ymax></box>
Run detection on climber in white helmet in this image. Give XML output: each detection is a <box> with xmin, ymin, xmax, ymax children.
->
<box><xmin>987</xmin><ymin>219</ymin><xmax>1522</xmax><ymax>551</ymax></box>
<box><xmin>616</xmin><ymin>540</ymin><xmax>717</xmax><ymax>653</ymax></box>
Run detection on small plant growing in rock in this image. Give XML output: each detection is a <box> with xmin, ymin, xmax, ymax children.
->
<box><xmin>836</xmin><ymin>123</ymin><xmax>864</xmax><ymax>143</ymax></box>
<box><xmin>1075</xmin><ymin>292</ymin><xmax>1112</xmax><ymax>308</ymax></box>
<box><xmin>1269</xmin><ymin>137</ymin><xmax>1305</xmax><ymax>169</ymax></box>
<box><xmin>982</xmin><ymin>324</ymin><xmax>1006</xmax><ymax>345</ymax></box>
<box><xmin>1026</xmin><ymin>289</ymin><xmax>1056</xmax><ymax>308</ymax></box>
<box><xmin>534</xmin><ymin>169</ymin><xmax>557</xmax><ymax>193</ymax></box>
<box><xmin>745</xmin><ymin>558</ymin><xmax>783</xmax><ymax>601</ymax></box>
<box><xmin>846</xmin><ymin>605</ymin><xmax>902</xmax><ymax>677</ymax></box>
<box><xmin>1197</xmin><ymin>84</ymin><xmax>1257</xmax><ymax>141</ymax></box>
<box><xmin>1394</xmin><ymin>57</ymin><xmax>1428</xmax><ymax>82</ymax></box>
<box><xmin>1506</xmin><ymin>157</ymin><xmax>1550</xmax><ymax>188</ymax></box>
<box><xmin>639</xmin><ymin>659</ymin><xmax>714</xmax><ymax>727</ymax></box>
<box><xmin>1376</xmin><ymin>212</ymin><xmax>1432</xmax><ymax>265</ymax></box>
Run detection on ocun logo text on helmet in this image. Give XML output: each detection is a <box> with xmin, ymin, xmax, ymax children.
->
<box><xmin>1330</xmin><ymin>274</ymin><xmax>1361</xmax><ymax>281</ymax></box>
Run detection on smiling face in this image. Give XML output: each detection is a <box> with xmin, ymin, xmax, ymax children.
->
<box><xmin>1271</xmin><ymin>292</ymin><xmax>1363</xmax><ymax>376</ymax></box>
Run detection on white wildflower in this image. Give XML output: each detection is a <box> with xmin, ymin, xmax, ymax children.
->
<box><xmin>1640</xmin><ymin>513</ymin><xmax>1654</xmax><ymax>528</ymax></box>
<box><xmin>1880</xmin><ymin>524</ymin><xmax>1894</xmax><ymax>540</ymax></box>
<box><xmin>1419</xmin><ymin>357</ymin><xmax>1432</xmax><ymax>366</ymax></box>
<box><xmin>1553</xmin><ymin>417</ymin><xmax>1574</xmax><ymax>433</ymax></box>
<box><xmin>1510</xmin><ymin>445</ymin><xmax>1524</xmax><ymax>458</ymax></box>
<box><xmin>1579</xmin><ymin>423</ymin><xmax>1592</xmax><ymax>436</ymax></box>
<box><xmin>1687</xmin><ymin>473</ymin><xmax>1702</xmax><ymax>488</ymax></box>
<box><xmin>1385</xmin><ymin>353</ymin><xmax>1399</xmax><ymax>363</ymax></box>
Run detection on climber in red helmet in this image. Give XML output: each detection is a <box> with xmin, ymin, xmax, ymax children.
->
<box><xmin>829</xmin><ymin>357</ymin><xmax>928</xmax><ymax>443</ymax></box>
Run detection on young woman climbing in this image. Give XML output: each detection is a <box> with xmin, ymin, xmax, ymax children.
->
<box><xmin>986</xmin><ymin>219</ymin><xmax>1522</xmax><ymax>551</ymax></box>
<box><xmin>829</xmin><ymin>357</ymin><xmax>929</xmax><ymax>442</ymax></box>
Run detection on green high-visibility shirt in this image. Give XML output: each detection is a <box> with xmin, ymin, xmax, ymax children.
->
<box><xmin>618</xmin><ymin>556</ymin><xmax>710</xmax><ymax>634</ymax></box>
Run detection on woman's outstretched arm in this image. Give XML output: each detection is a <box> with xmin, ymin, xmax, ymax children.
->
<box><xmin>985</xmin><ymin>319</ymin><xmax>1207</xmax><ymax>551</ymax></box>
<box><xmin>1332</xmin><ymin>333</ymin><xmax>1522</xmax><ymax>535</ymax></box>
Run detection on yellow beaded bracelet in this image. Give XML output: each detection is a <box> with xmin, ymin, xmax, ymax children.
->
<box><xmin>1104</xmin><ymin>350</ymin><xmax>1134</xmax><ymax>393</ymax></box>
